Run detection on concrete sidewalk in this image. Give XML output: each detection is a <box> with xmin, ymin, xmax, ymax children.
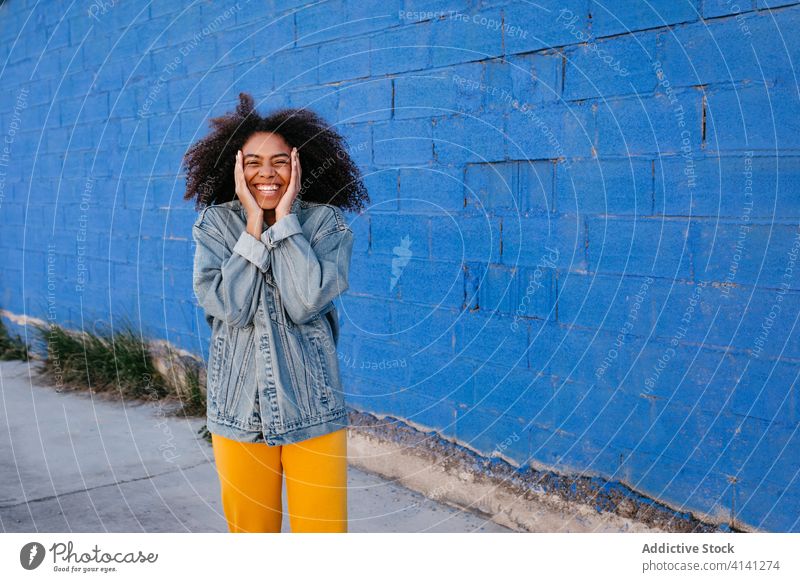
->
<box><xmin>0</xmin><ymin>360</ymin><xmax>510</xmax><ymax>533</ymax></box>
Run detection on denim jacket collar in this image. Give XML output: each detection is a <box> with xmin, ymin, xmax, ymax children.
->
<box><xmin>229</xmin><ymin>196</ymin><xmax>304</xmax><ymax>230</ymax></box>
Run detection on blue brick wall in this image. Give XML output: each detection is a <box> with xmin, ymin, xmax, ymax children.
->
<box><xmin>1</xmin><ymin>0</ymin><xmax>799</xmax><ymax>531</ymax></box>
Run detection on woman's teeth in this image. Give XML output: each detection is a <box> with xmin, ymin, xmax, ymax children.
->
<box><xmin>256</xmin><ymin>184</ymin><xmax>279</xmax><ymax>192</ymax></box>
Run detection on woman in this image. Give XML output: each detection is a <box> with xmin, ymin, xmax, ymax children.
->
<box><xmin>183</xmin><ymin>92</ymin><xmax>369</xmax><ymax>533</ymax></box>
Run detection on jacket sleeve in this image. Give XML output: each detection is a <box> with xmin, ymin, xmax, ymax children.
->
<box><xmin>192</xmin><ymin>209</ymin><xmax>266</xmax><ymax>329</ymax></box>
<box><xmin>263</xmin><ymin>208</ymin><xmax>354</xmax><ymax>325</ymax></box>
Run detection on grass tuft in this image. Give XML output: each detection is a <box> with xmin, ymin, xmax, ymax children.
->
<box><xmin>4</xmin><ymin>311</ymin><xmax>208</xmax><ymax>421</ymax></box>
<box><xmin>32</xmin><ymin>318</ymin><xmax>169</xmax><ymax>399</ymax></box>
<box><xmin>0</xmin><ymin>317</ymin><xmax>31</xmax><ymax>361</ymax></box>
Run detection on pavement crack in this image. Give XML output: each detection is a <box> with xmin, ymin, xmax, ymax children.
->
<box><xmin>0</xmin><ymin>459</ymin><xmax>212</xmax><ymax>509</ymax></box>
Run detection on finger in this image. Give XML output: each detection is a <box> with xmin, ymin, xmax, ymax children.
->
<box><xmin>288</xmin><ymin>148</ymin><xmax>297</xmax><ymax>188</ymax></box>
<box><xmin>295</xmin><ymin>150</ymin><xmax>301</xmax><ymax>188</ymax></box>
<box><xmin>235</xmin><ymin>151</ymin><xmax>243</xmax><ymax>185</ymax></box>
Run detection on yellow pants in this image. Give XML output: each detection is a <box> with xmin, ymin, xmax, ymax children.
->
<box><xmin>211</xmin><ymin>428</ymin><xmax>348</xmax><ymax>533</ymax></box>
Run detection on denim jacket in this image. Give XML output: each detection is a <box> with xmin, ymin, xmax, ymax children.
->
<box><xmin>192</xmin><ymin>196</ymin><xmax>353</xmax><ymax>445</ymax></box>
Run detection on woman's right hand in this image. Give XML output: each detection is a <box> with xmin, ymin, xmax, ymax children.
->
<box><xmin>235</xmin><ymin>149</ymin><xmax>261</xmax><ymax>219</ymax></box>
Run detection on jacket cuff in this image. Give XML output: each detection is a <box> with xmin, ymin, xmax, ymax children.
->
<box><xmin>232</xmin><ymin>230</ymin><xmax>271</xmax><ymax>272</ymax></box>
<box><xmin>261</xmin><ymin>213</ymin><xmax>302</xmax><ymax>250</ymax></box>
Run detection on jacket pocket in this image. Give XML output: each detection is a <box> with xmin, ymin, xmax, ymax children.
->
<box><xmin>304</xmin><ymin>316</ymin><xmax>342</xmax><ymax>411</ymax></box>
<box><xmin>223</xmin><ymin>329</ymin><xmax>254</xmax><ymax>415</ymax></box>
<box><xmin>321</xmin><ymin>303</ymin><xmax>339</xmax><ymax>347</ymax></box>
<box><xmin>208</xmin><ymin>334</ymin><xmax>226</xmax><ymax>413</ymax></box>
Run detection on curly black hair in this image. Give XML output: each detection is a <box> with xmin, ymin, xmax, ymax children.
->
<box><xmin>182</xmin><ymin>92</ymin><xmax>369</xmax><ymax>213</ymax></box>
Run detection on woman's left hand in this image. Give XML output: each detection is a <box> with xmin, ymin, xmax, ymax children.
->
<box><xmin>275</xmin><ymin>147</ymin><xmax>301</xmax><ymax>222</ymax></box>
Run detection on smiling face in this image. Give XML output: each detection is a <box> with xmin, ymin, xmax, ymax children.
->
<box><xmin>241</xmin><ymin>131</ymin><xmax>293</xmax><ymax>210</ymax></box>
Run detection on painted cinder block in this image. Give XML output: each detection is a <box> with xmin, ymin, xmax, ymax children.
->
<box><xmin>654</xmin><ymin>154</ymin><xmax>800</xmax><ymax>218</ymax></box>
<box><xmin>467</xmin><ymin>261</ymin><xmax>554</xmax><ymax>321</ymax></box>
<box><xmin>556</xmin><ymin>157</ymin><xmax>652</xmax><ymax>215</ymax></box>
<box><xmin>271</xmin><ymin>45</ymin><xmax>319</xmax><ymax>88</ymax></box>
<box><xmin>339</xmin><ymin>295</ymin><xmax>393</xmax><ymax>337</ymax></box>
<box><xmin>656</xmin><ymin>15</ymin><xmax>792</xmax><ymax>88</ymax></box>
<box><xmin>393</xmin><ymin>257</ymin><xmax>465</xmax><ymax>309</ymax></box>
<box><xmin>396</xmin><ymin>62</ymin><xmax>484</xmax><ymax>119</ymax></box>
<box><xmin>338</xmin><ymin>122</ymin><xmax>372</xmax><ymax>168</ymax></box>
<box><xmin>433</xmin><ymin>112</ymin><xmax>507</xmax><ymax>164</ymax></box>
<box><xmin>407</xmin><ymin>349</ymin><xmax>475</xmax><ymax>405</ymax></box>
<box><xmin>542</xmin><ymin>324</ymin><xmax>613</xmax><ymax>385</ymax></box>
<box><xmin>293</xmin><ymin>0</ymin><xmax>345</xmax><ymax>45</ymax></box>
<box><xmin>344</xmin><ymin>0</ymin><xmax>406</xmax><ymax>36</ymax></box>
<box><xmin>734</xmin><ymin>474</ymin><xmax>800</xmax><ymax>532</ymax></box>
<box><xmin>703</xmin><ymin>0</ymin><xmax>758</xmax><ymax>18</ymax></box>
<box><xmin>484</xmin><ymin>53</ymin><xmax>562</xmax><ymax>113</ymax></box>
<box><xmin>518</xmin><ymin>160</ymin><xmax>556</xmax><ymax>214</ymax></box>
<box><xmin>586</xmin><ymin>216</ymin><xmax>693</xmax><ymax>278</ymax></box>
<box><xmin>319</xmin><ymin>36</ymin><xmax>370</xmax><ymax>84</ymax></box>
<box><xmin>705</xmin><ymin>85</ymin><xmax>800</xmax><ymax>151</ymax></box>
<box><xmin>373</xmin><ymin>118</ymin><xmax>433</xmax><ymax>165</ymax></box>
<box><xmin>370</xmin><ymin>22</ymin><xmax>433</xmax><ymax>76</ymax></box>
<box><xmin>337</xmin><ymin>78</ymin><xmax>393</xmax><ymax>122</ymax></box>
<box><xmin>504</xmin><ymin>0</ymin><xmax>592</xmax><ymax>54</ymax></box>
<box><xmin>428</xmin><ymin>6</ymin><xmax>504</xmax><ymax>68</ymax></box>
<box><xmin>692</xmin><ymin>221</ymin><xmax>800</xmax><ymax>288</ymax></box>
<box><xmin>471</xmin><ymin>361</ymin><xmax>553</xmax><ymax>424</ymax></box>
<box><xmin>757</xmin><ymin>0</ymin><xmax>800</xmax><ymax>8</ymax></box>
<box><xmin>622</xmin><ymin>449</ymin><xmax>735</xmax><ymax>526</ymax></box>
<box><xmin>464</xmin><ymin>161</ymin><xmax>517</xmax><ymax>212</ymax></box>
<box><xmin>590</xmin><ymin>0</ymin><xmax>699</xmax><ymax>38</ymax></box>
<box><xmin>556</xmin><ymin>272</ymin><xmax>660</xmax><ymax>333</ymax></box>
<box><xmin>596</xmin><ymin>91</ymin><xmax>703</xmax><ymax>156</ymax></box>
<box><xmin>504</xmin><ymin>102</ymin><xmax>575</xmax><ymax>160</ymax></box>
<box><xmin>455</xmin><ymin>311</ymin><xmax>532</xmax><ymax>369</ymax></box>
<box><xmin>563</xmin><ymin>31</ymin><xmax>658</xmax><ymax>101</ymax></box>
<box><xmin>287</xmin><ymin>85</ymin><xmax>338</xmax><ymax>123</ymax></box>
<box><xmin>388</xmin><ymin>302</ymin><xmax>458</xmax><ymax>355</ymax></box>
<box><xmin>455</xmin><ymin>406</ymin><xmax>530</xmax><ymax>465</ymax></box>
<box><xmin>500</xmin><ymin>215</ymin><xmax>581</xmax><ymax>270</ymax></box>
<box><xmin>393</xmin><ymin>391</ymin><xmax>459</xmax><ymax>435</ymax></box>
<box><xmin>399</xmin><ymin>166</ymin><xmax>463</xmax><ymax>211</ymax></box>
<box><xmin>431</xmin><ymin>213</ymin><xmax>501</xmax><ymax>263</ymax></box>
<box><xmin>369</xmin><ymin>212</ymin><xmax>430</xmax><ymax>257</ymax></box>
<box><xmin>2</xmin><ymin>0</ymin><xmax>799</xmax><ymax>532</ymax></box>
